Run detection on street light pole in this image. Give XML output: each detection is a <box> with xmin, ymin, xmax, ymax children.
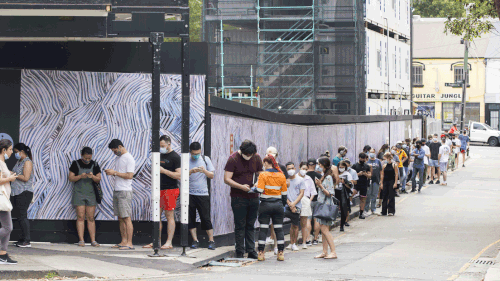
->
<box><xmin>460</xmin><ymin>4</ymin><xmax>473</xmax><ymax>131</ymax></box>
<box><xmin>385</xmin><ymin>18</ymin><xmax>390</xmax><ymax>115</ymax></box>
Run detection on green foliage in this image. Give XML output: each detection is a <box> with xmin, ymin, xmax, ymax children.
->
<box><xmin>164</xmin><ymin>0</ymin><xmax>202</xmax><ymax>42</ymax></box>
<box><xmin>442</xmin><ymin>1</ymin><xmax>498</xmax><ymax>41</ymax></box>
<box><xmin>44</xmin><ymin>272</ymin><xmax>59</xmax><ymax>279</ymax></box>
<box><xmin>413</xmin><ymin>0</ymin><xmax>465</xmax><ymax>18</ymax></box>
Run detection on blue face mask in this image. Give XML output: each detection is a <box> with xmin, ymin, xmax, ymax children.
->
<box><xmin>160</xmin><ymin>147</ymin><xmax>167</xmax><ymax>154</ymax></box>
<box><xmin>15</xmin><ymin>153</ymin><xmax>21</xmax><ymax>160</ymax></box>
<box><xmin>4</xmin><ymin>153</ymin><xmax>9</xmax><ymax>160</ymax></box>
<box><xmin>192</xmin><ymin>154</ymin><xmax>200</xmax><ymax>160</ymax></box>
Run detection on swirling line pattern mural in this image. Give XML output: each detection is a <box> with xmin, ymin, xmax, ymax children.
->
<box><xmin>20</xmin><ymin>69</ymin><xmax>205</xmax><ymax>221</ymax></box>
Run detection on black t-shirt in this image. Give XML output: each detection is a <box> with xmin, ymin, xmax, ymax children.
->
<box><xmin>306</xmin><ymin>171</ymin><xmax>322</xmax><ymax>201</ymax></box>
<box><xmin>69</xmin><ymin>160</ymin><xmax>101</xmax><ymax>175</ymax></box>
<box><xmin>429</xmin><ymin>142</ymin><xmax>441</xmax><ymax>160</ymax></box>
<box><xmin>160</xmin><ymin>151</ymin><xmax>181</xmax><ymax>190</ymax></box>
<box><xmin>352</xmin><ymin>162</ymin><xmax>370</xmax><ymax>187</ymax></box>
<box><xmin>403</xmin><ymin>147</ymin><xmax>410</xmax><ymax>167</ymax></box>
<box><xmin>279</xmin><ymin>163</ymin><xmax>289</xmax><ymax>179</ymax></box>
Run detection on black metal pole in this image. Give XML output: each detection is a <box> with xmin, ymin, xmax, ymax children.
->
<box><xmin>180</xmin><ymin>32</ymin><xmax>190</xmax><ymax>255</ymax></box>
<box><xmin>149</xmin><ymin>32</ymin><xmax>164</xmax><ymax>257</ymax></box>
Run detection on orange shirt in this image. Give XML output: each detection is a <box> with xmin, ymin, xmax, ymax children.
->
<box><xmin>256</xmin><ymin>170</ymin><xmax>287</xmax><ymax>199</ymax></box>
<box><xmin>397</xmin><ymin>149</ymin><xmax>407</xmax><ymax>168</ymax></box>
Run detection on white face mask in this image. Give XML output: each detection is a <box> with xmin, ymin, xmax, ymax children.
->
<box><xmin>242</xmin><ymin>154</ymin><xmax>252</xmax><ymax>161</ymax></box>
<box><xmin>339</xmin><ymin>168</ymin><xmax>345</xmax><ymax>173</ymax></box>
<box><xmin>287</xmin><ymin>169</ymin><xmax>296</xmax><ymax>177</ymax></box>
<box><xmin>299</xmin><ymin>170</ymin><xmax>307</xmax><ymax>176</ymax></box>
<box><xmin>160</xmin><ymin>147</ymin><xmax>167</xmax><ymax>154</ymax></box>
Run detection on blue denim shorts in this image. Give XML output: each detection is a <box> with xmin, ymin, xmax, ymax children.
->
<box><xmin>429</xmin><ymin>159</ymin><xmax>439</xmax><ymax>167</ymax></box>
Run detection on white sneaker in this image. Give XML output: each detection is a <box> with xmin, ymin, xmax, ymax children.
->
<box><xmin>274</xmin><ymin>247</ymin><xmax>278</xmax><ymax>255</ymax></box>
<box><xmin>302</xmin><ymin>244</ymin><xmax>308</xmax><ymax>249</ymax></box>
<box><xmin>285</xmin><ymin>244</ymin><xmax>292</xmax><ymax>250</ymax></box>
<box><xmin>364</xmin><ymin>211</ymin><xmax>372</xmax><ymax>217</ymax></box>
<box><xmin>373</xmin><ymin>211</ymin><xmax>381</xmax><ymax>216</ymax></box>
<box><xmin>266</xmin><ymin>237</ymin><xmax>274</xmax><ymax>244</ymax></box>
<box><xmin>291</xmin><ymin>244</ymin><xmax>300</xmax><ymax>251</ymax></box>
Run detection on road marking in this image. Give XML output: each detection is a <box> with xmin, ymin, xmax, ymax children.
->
<box><xmin>447</xmin><ymin>238</ymin><xmax>500</xmax><ymax>280</ymax></box>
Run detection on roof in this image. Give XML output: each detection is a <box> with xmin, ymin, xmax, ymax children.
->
<box><xmin>485</xmin><ymin>21</ymin><xmax>500</xmax><ymax>58</ymax></box>
<box><xmin>413</xmin><ymin>17</ymin><xmax>495</xmax><ymax>59</ymax></box>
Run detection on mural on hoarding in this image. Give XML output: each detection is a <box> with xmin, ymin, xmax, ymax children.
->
<box><xmin>20</xmin><ymin>70</ymin><xmax>205</xmax><ymax>221</ymax></box>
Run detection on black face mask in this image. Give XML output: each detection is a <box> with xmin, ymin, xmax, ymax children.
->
<box><xmin>416</xmin><ymin>145</ymin><xmax>421</xmax><ymax>149</ymax></box>
<box><xmin>359</xmin><ymin>160</ymin><xmax>365</xmax><ymax>164</ymax></box>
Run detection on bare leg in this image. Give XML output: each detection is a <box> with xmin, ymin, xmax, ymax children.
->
<box><xmin>118</xmin><ymin>218</ymin><xmax>127</xmax><ymax>245</ymax></box>
<box><xmin>290</xmin><ymin>225</ymin><xmax>299</xmax><ymax>245</ymax></box>
<box><xmin>321</xmin><ymin>225</ymin><xmax>336</xmax><ymax>257</ymax></box>
<box><xmin>85</xmin><ymin>206</ymin><xmax>97</xmax><ymax>242</ymax></box>
<box><xmin>123</xmin><ymin>217</ymin><xmax>134</xmax><ymax>247</ymax></box>
<box><xmin>436</xmin><ymin>167</ymin><xmax>441</xmax><ymax>182</ymax></box>
<box><xmin>300</xmin><ymin>217</ymin><xmax>309</xmax><ymax>244</ymax></box>
<box><xmin>189</xmin><ymin>228</ymin><xmax>198</xmax><ymax>242</ymax></box>
<box><xmin>164</xmin><ymin>210</ymin><xmax>175</xmax><ymax>248</ymax></box>
<box><xmin>76</xmin><ymin>206</ymin><xmax>86</xmax><ymax>242</ymax></box>
<box><xmin>206</xmin><ymin>229</ymin><xmax>214</xmax><ymax>242</ymax></box>
<box><xmin>359</xmin><ymin>197</ymin><xmax>366</xmax><ymax>214</ymax></box>
<box><xmin>313</xmin><ymin>218</ymin><xmax>320</xmax><ymax>240</ymax></box>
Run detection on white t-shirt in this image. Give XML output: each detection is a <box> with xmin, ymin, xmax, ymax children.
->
<box><xmin>439</xmin><ymin>145</ymin><xmax>451</xmax><ymax>163</ymax></box>
<box><xmin>423</xmin><ymin>145</ymin><xmax>431</xmax><ymax>165</ymax></box>
<box><xmin>454</xmin><ymin>139</ymin><xmax>462</xmax><ymax>154</ymax></box>
<box><xmin>338</xmin><ymin>171</ymin><xmax>353</xmax><ymax>190</ymax></box>
<box><xmin>445</xmin><ymin>139</ymin><xmax>453</xmax><ymax>148</ymax></box>
<box><xmin>114</xmin><ymin>152</ymin><xmax>136</xmax><ymax>191</ymax></box>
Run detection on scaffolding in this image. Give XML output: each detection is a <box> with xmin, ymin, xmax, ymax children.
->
<box><xmin>204</xmin><ymin>0</ymin><xmax>366</xmax><ymax>115</ymax></box>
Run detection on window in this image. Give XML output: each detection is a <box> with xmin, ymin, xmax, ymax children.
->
<box><xmin>442</xmin><ymin>102</ymin><xmax>480</xmax><ymax>130</ymax></box>
<box><xmin>454</xmin><ymin>66</ymin><xmax>470</xmax><ymax>84</ymax></box>
<box><xmin>377</xmin><ymin>50</ymin><xmax>381</xmax><ymax>69</ymax></box>
<box><xmin>399</xmin><ymin>0</ymin><xmax>401</xmax><ymax>19</ymax></box>
<box><xmin>473</xmin><ymin>123</ymin><xmax>486</xmax><ymax>130</ymax></box>
<box><xmin>412</xmin><ymin>65</ymin><xmax>423</xmax><ymax>85</ymax></box>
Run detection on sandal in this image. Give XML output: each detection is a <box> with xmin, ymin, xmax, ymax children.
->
<box><xmin>119</xmin><ymin>246</ymin><xmax>135</xmax><ymax>250</ymax></box>
<box><xmin>111</xmin><ymin>244</ymin><xmax>123</xmax><ymax>248</ymax></box>
<box><xmin>324</xmin><ymin>253</ymin><xmax>338</xmax><ymax>259</ymax></box>
<box><xmin>142</xmin><ymin>243</ymin><xmax>153</xmax><ymax>249</ymax></box>
<box><xmin>314</xmin><ymin>253</ymin><xmax>327</xmax><ymax>259</ymax></box>
<box><xmin>78</xmin><ymin>241</ymin><xmax>85</xmax><ymax>247</ymax></box>
<box><xmin>161</xmin><ymin>244</ymin><xmax>173</xmax><ymax>249</ymax></box>
<box><xmin>91</xmin><ymin>241</ymin><xmax>100</xmax><ymax>247</ymax></box>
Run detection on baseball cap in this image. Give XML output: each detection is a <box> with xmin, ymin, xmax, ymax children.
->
<box><xmin>307</xmin><ymin>158</ymin><xmax>316</xmax><ymax>166</ymax></box>
<box><xmin>421</xmin><ymin>138</ymin><xmax>426</xmax><ymax>142</ymax></box>
<box><xmin>396</xmin><ymin>141</ymin><xmax>402</xmax><ymax>144</ymax></box>
<box><xmin>266</xmin><ymin>146</ymin><xmax>278</xmax><ymax>158</ymax></box>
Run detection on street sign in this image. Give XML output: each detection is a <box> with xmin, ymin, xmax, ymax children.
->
<box><xmin>445</xmin><ymin>82</ymin><xmax>463</xmax><ymax>87</ymax></box>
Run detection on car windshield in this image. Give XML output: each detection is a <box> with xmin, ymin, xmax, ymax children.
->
<box><xmin>483</xmin><ymin>123</ymin><xmax>494</xmax><ymax>130</ymax></box>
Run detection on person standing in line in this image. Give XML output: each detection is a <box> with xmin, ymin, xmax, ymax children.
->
<box><xmin>144</xmin><ymin>135</ymin><xmax>181</xmax><ymax>249</ymax></box>
<box><xmin>297</xmin><ymin>161</ymin><xmax>317</xmax><ymax>249</ymax></box>
<box><xmin>255</xmin><ymin>154</ymin><xmax>287</xmax><ymax>261</ymax></box>
<box><xmin>410</xmin><ymin>141</ymin><xmax>425</xmax><ymax>193</ymax></box>
<box><xmin>284</xmin><ymin>162</ymin><xmax>305</xmax><ymax>252</ymax></box>
<box><xmin>305</xmin><ymin>158</ymin><xmax>322</xmax><ymax>245</ymax></box>
<box><xmin>377</xmin><ymin>144</ymin><xmax>389</xmax><ymax>160</ymax></box>
<box><xmin>421</xmin><ymin>138</ymin><xmax>431</xmax><ymax>186</ymax></box>
<box><xmin>332</xmin><ymin>146</ymin><xmax>347</xmax><ymax>167</ymax></box>
<box><xmin>187</xmin><ymin>142</ymin><xmax>216</xmax><ymax>250</ymax></box>
<box><xmin>69</xmin><ymin>147</ymin><xmax>102</xmax><ymax>247</ymax></box>
<box><xmin>438</xmin><ymin>138</ymin><xmax>451</xmax><ymax>186</ymax></box>
<box><xmin>402</xmin><ymin>140</ymin><xmax>411</xmax><ymax>190</ymax></box>
<box><xmin>11</xmin><ymin>143</ymin><xmax>34</xmax><ymax>248</ymax></box>
<box><xmin>0</xmin><ymin>139</ymin><xmax>18</xmax><ymax>264</ymax></box>
<box><xmin>459</xmin><ymin>130</ymin><xmax>470</xmax><ymax>167</ymax></box>
<box><xmin>453</xmin><ymin>133</ymin><xmax>462</xmax><ymax>167</ymax></box>
<box><xmin>105</xmin><ymin>139</ymin><xmax>136</xmax><ymax>250</ymax></box>
<box><xmin>224</xmin><ymin>140</ymin><xmax>262</xmax><ymax>259</ymax></box>
<box><xmin>379</xmin><ymin>152</ymin><xmax>398</xmax><ymax>216</ymax></box>
<box><xmin>313</xmin><ymin>157</ymin><xmax>338</xmax><ymax>259</ymax></box>
<box><xmin>428</xmin><ymin>134</ymin><xmax>441</xmax><ymax>184</ymax></box>
<box><xmin>362</xmin><ymin>145</ymin><xmax>371</xmax><ymax>154</ymax></box>
<box><xmin>396</xmin><ymin>143</ymin><xmax>408</xmax><ymax>194</ymax></box>
<box><xmin>337</xmin><ymin>161</ymin><xmax>353</xmax><ymax>232</ymax></box>
<box><xmin>351</xmin><ymin>153</ymin><xmax>372</xmax><ymax>219</ymax></box>
<box><xmin>343</xmin><ymin>159</ymin><xmax>357</xmax><ymax>226</ymax></box>
<box><xmin>366</xmin><ymin>149</ymin><xmax>382</xmax><ymax>216</ymax></box>
<box><xmin>264</xmin><ymin>147</ymin><xmax>288</xmax><ymax>254</ymax></box>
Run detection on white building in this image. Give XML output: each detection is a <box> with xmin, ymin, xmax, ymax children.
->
<box><xmin>365</xmin><ymin>0</ymin><xmax>412</xmax><ymax>115</ymax></box>
<box><xmin>485</xmin><ymin>21</ymin><xmax>500</xmax><ymax>130</ymax></box>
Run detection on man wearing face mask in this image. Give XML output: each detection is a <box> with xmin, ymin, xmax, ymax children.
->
<box><xmin>410</xmin><ymin>140</ymin><xmax>425</xmax><ymax>193</ymax></box>
<box><xmin>402</xmin><ymin>139</ymin><xmax>411</xmax><ymax>188</ymax></box>
<box><xmin>306</xmin><ymin>158</ymin><xmax>322</xmax><ymax>245</ymax></box>
<box><xmin>224</xmin><ymin>140</ymin><xmax>263</xmax><ymax>259</ymax></box>
<box><xmin>332</xmin><ymin>146</ymin><xmax>347</xmax><ymax>167</ymax></box>
<box><xmin>366</xmin><ymin>149</ymin><xmax>382</xmax><ymax>216</ymax></box>
<box><xmin>395</xmin><ymin>143</ymin><xmax>408</xmax><ymax>194</ymax></box>
<box><xmin>343</xmin><ymin>159</ymin><xmax>357</xmax><ymax>225</ymax></box>
<box><xmin>187</xmin><ymin>142</ymin><xmax>216</xmax><ymax>250</ymax></box>
<box><xmin>428</xmin><ymin>134</ymin><xmax>442</xmax><ymax>185</ymax></box>
<box><xmin>284</xmin><ymin>162</ymin><xmax>305</xmax><ymax>251</ymax></box>
<box><xmin>105</xmin><ymin>139</ymin><xmax>136</xmax><ymax>250</ymax></box>
<box><xmin>352</xmin><ymin>153</ymin><xmax>372</xmax><ymax>219</ymax></box>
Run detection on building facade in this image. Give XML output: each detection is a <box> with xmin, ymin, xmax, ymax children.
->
<box><xmin>412</xmin><ymin>17</ymin><xmax>492</xmax><ymax>131</ymax></box>
<box><xmin>203</xmin><ymin>0</ymin><xmax>411</xmax><ymax>115</ymax></box>
<box><xmin>485</xmin><ymin>22</ymin><xmax>500</xmax><ymax>130</ymax></box>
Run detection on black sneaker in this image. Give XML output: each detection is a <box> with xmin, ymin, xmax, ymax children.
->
<box><xmin>410</xmin><ymin>189</ymin><xmax>416</xmax><ymax>193</ymax></box>
<box><xmin>306</xmin><ymin>240</ymin><xmax>312</xmax><ymax>246</ymax></box>
<box><xmin>17</xmin><ymin>241</ymin><xmax>31</xmax><ymax>248</ymax></box>
<box><xmin>247</xmin><ymin>252</ymin><xmax>258</xmax><ymax>260</ymax></box>
<box><xmin>312</xmin><ymin>239</ymin><xmax>319</xmax><ymax>245</ymax></box>
<box><xmin>207</xmin><ymin>241</ymin><xmax>216</xmax><ymax>250</ymax></box>
<box><xmin>191</xmin><ymin>240</ymin><xmax>199</xmax><ymax>249</ymax></box>
<box><xmin>340</xmin><ymin>226</ymin><xmax>344</xmax><ymax>232</ymax></box>
<box><xmin>400</xmin><ymin>190</ymin><xmax>408</xmax><ymax>194</ymax></box>
<box><xmin>0</xmin><ymin>254</ymin><xmax>17</xmax><ymax>265</ymax></box>
<box><xmin>236</xmin><ymin>253</ymin><xmax>244</xmax><ymax>258</ymax></box>
<box><xmin>436</xmin><ymin>180</ymin><xmax>440</xmax><ymax>184</ymax></box>
<box><xmin>462</xmin><ymin>164</ymin><xmax>465</xmax><ymax>167</ymax></box>
<box><xmin>429</xmin><ymin>180</ymin><xmax>434</xmax><ymax>184</ymax></box>
<box><xmin>359</xmin><ymin>214</ymin><xmax>365</xmax><ymax>219</ymax></box>
<box><xmin>395</xmin><ymin>193</ymin><xmax>400</xmax><ymax>197</ymax></box>
<box><xmin>345</xmin><ymin>222</ymin><xmax>350</xmax><ymax>227</ymax></box>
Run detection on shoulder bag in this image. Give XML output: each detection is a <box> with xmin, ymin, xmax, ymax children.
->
<box><xmin>312</xmin><ymin>193</ymin><xmax>340</xmax><ymax>222</ymax></box>
<box><xmin>90</xmin><ymin>163</ymin><xmax>103</xmax><ymax>204</ymax></box>
<box><xmin>0</xmin><ymin>169</ymin><xmax>13</xmax><ymax>212</ymax></box>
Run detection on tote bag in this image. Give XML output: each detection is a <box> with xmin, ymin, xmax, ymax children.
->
<box><xmin>0</xmin><ymin>170</ymin><xmax>13</xmax><ymax>212</ymax></box>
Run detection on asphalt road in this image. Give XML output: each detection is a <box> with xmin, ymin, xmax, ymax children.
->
<box><xmin>180</xmin><ymin>145</ymin><xmax>500</xmax><ymax>281</ymax></box>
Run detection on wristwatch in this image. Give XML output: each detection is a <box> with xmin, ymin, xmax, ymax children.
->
<box><xmin>114</xmin><ymin>172</ymin><xmax>117</xmax><ymax>176</ymax></box>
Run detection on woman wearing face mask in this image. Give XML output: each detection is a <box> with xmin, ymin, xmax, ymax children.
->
<box><xmin>379</xmin><ymin>152</ymin><xmax>399</xmax><ymax>216</ymax></box>
<box><xmin>313</xmin><ymin>158</ymin><xmax>338</xmax><ymax>259</ymax></box>
<box><xmin>297</xmin><ymin>162</ymin><xmax>317</xmax><ymax>249</ymax></box>
<box><xmin>336</xmin><ymin>161</ymin><xmax>353</xmax><ymax>232</ymax></box>
<box><xmin>69</xmin><ymin>147</ymin><xmax>102</xmax><ymax>247</ymax></box>
<box><xmin>10</xmin><ymin>143</ymin><xmax>34</xmax><ymax>248</ymax></box>
<box><xmin>378</xmin><ymin>144</ymin><xmax>389</xmax><ymax>161</ymax></box>
<box><xmin>0</xmin><ymin>139</ymin><xmax>19</xmax><ymax>264</ymax></box>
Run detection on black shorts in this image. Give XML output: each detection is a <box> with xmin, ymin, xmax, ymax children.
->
<box><xmin>188</xmin><ymin>195</ymin><xmax>213</xmax><ymax>230</ymax></box>
<box><xmin>284</xmin><ymin>206</ymin><xmax>301</xmax><ymax>226</ymax></box>
<box><xmin>354</xmin><ymin>184</ymin><xmax>368</xmax><ymax>197</ymax></box>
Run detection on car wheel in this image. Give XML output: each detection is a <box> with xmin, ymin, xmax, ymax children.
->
<box><xmin>488</xmin><ymin>137</ymin><xmax>499</xmax><ymax>146</ymax></box>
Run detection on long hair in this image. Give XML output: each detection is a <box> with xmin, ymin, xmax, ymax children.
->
<box><xmin>318</xmin><ymin>157</ymin><xmax>333</xmax><ymax>183</ymax></box>
<box><xmin>378</xmin><ymin>144</ymin><xmax>389</xmax><ymax>155</ymax></box>
<box><xmin>263</xmin><ymin>154</ymin><xmax>282</xmax><ymax>173</ymax></box>
<box><xmin>14</xmin><ymin>143</ymin><xmax>33</xmax><ymax>165</ymax></box>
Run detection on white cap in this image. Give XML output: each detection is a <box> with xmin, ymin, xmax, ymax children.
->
<box><xmin>266</xmin><ymin>146</ymin><xmax>278</xmax><ymax>158</ymax></box>
<box><xmin>396</xmin><ymin>141</ymin><xmax>402</xmax><ymax>144</ymax></box>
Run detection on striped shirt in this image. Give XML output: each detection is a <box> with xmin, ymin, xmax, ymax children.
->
<box><xmin>11</xmin><ymin>157</ymin><xmax>34</xmax><ymax>196</ymax></box>
<box><xmin>256</xmin><ymin>169</ymin><xmax>287</xmax><ymax>204</ymax></box>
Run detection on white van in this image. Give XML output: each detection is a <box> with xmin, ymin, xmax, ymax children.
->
<box><xmin>469</xmin><ymin>121</ymin><xmax>500</xmax><ymax>146</ymax></box>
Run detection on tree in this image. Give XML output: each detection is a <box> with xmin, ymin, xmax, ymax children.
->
<box><xmin>413</xmin><ymin>0</ymin><xmax>465</xmax><ymax>18</ymax></box>
<box><xmin>164</xmin><ymin>0</ymin><xmax>202</xmax><ymax>42</ymax></box>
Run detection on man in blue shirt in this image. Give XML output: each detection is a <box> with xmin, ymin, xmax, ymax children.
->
<box><xmin>458</xmin><ymin>130</ymin><xmax>470</xmax><ymax>167</ymax></box>
<box><xmin>410</xmin><ymin>140</ymin><xmax>426</xmax><ymax>193</ymax></box>
<box><xmin>332</xmin><ymin>146</ymin><xmax>347</xmax><ymax>167</ymax></box>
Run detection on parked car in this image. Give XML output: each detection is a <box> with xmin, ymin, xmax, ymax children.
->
<box><xmin>468</xmin><ymin>121</ymin><xmax>500</xmax><ymax>146</ymax></box>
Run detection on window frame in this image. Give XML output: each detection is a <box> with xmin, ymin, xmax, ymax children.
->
<box><xmin>412</xmin><ymin>64</ymin><xmax>423</xmax><ymax>86</ymax></box>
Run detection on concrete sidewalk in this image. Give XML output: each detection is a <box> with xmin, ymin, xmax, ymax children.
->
<box><xmin>484</xmin><ymin>250</ymin><xmax>500</xmax><ymax>281</ymax></box>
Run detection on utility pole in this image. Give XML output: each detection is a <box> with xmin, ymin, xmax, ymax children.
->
<box><xmin>460</xmin><ymin>4</ymin><xmax>473</xmax><ymax>131</ymax></box>
<box><xmin>385</xmin><ymin>17</ymin><xmax>390</xmax><ymax>115</ymax></box>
